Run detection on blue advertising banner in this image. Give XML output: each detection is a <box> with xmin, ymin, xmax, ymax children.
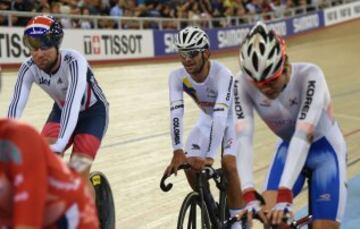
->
<box><xmin>153</xmin><ymin>26</ymin><xmax>251</xmax><ymax>56</ymax></box>
<box><xmin>153</xmin><ymin>11</ymin><xmax>326</xmax><ymax>57</ymax></box>
<box><xmin>154</xmin><ymin>30</ymin><xmax>178</xmax><ymax>56</ymax></box>
<box><xmin>289</xmin><ymin>11</ymin><xmax>324</xmax><ymax>35</ymax></box>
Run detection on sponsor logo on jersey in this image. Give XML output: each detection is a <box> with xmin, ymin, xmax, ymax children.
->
<box><xmin>213</xmin><ymin>107</ymin><xmax>225</xmax><ymax>112</ymax></box>
<box><xmin>317</xmin><ymin>193</ymin><xmax>331</xmax><ymax>201</ymax></box>
<box><xmin>57</xmin><ymin>78</ymin><xmax>63</xmax><ymax>84</ymax></box>
<box><xmin>224</xmin><ymin>138</ymin><xmax>233</xmax><ymax>149</ymax></box>
<box><xmin>173</xmin><ymin>117</ymin><xmax>180</xmax><ymax>145</ymax></box>
<box><xmin>234</xmin><ymin>80</ymin><xmax>244</xmax><ymax>119</ymax></box>
<box><xmin>170</xmin><ymin>104</ymin><xmax>184</xmax><ymax>111</ymax></box>
<box><xmin>289</xmin><ymin>97</ymin><xmax>298</xmax><ymax>106</ymax></box>
<box><xmin>39</xmin><ymin>77</ymin><xmax>50</xmax><ymax>86</ymax></box>
<box><xmin>259</xmin><ymin>99</ymin><xmax>271</xmax><ymax>107</ymax></box>
<box><xmin>300</xmin><ymin>80</ymin><xmax>316</xmax><ymax>120</ymax></box>
<box><xmin>191</xmin><ymin>144</ymin><xmax>200</xmax><ymax>150</ymax></box>
<box><xmin>206</xmin><ymin>88</ymin><xmax>216</xmax><ymax>98</ymax></box>
<box><xmin>64</xmin><ymin>54</ymin><xmax>75</xmax><ymax>63</ymax></box>
<box><xmin>226</xmin><ymin>76</ymin><xmax>233</xmax><ymax>101</ymax></box>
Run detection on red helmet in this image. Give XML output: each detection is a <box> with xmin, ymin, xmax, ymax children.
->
<box><xmin>23</xmin><ymin>15</ymin><xmax>64</xmax><ymax>50</ymax></box>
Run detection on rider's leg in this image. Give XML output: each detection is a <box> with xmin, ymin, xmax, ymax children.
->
<box><xmin>305</xmin><ymin>134</ymin><xmax>347</xmax><ymax>229</ymax></box>
<box><xmin>70</xmin><ymin>134</ymin><xmax>102</xmax><ymax>200</ymax></box>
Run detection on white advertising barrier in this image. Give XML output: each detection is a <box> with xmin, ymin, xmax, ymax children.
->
<box><xmin>324</xmin><ymin>1</ymin><xmax>360</xmax><ymax>26</ymax></box>
<box><xmin>0</xmin><ymin>27</ymin><xmax>154</xmax><ymax>64</ymax></box>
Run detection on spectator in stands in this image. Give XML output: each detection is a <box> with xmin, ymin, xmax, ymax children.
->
<box><xmin>80</xmin><ymin>7</ymin><xmax>93</xmax><ymax>29</ymax></box>
<box><xmin>110</xmin><ymin>0</ymin><xmax>125</xmax><ymax>17</ymax></box>
<box><xmin>246</xmin><ymin>0</ymin><xmax>264</xmax><ymax>14</ymax></box>
<box><xmin>50</xmin><ymin>1</ymin><xmax>61</xmax><ymax>14</ymax></box>
<box><xmin>34</xmin><ymin>0</ymin><xmax>49</xmax><ymax>12</ymax></box>
<box><xmin>0</xmin><ymin>1</ymin><xmax>10</xmax><ymax>26</ymax></box>
<box><xmin>236</xmin><ymin>0</ymin><xmax>249</xmax><ymax>24</ymax></box>
<box><xmin>11</xmin><ymin>0</ymin><xmax>34</xmax><ymax>26</ymax></box>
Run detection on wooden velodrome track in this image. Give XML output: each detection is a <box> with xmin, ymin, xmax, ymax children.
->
<box><xmin>1</xmin><ymin>19</ymin><xmax>360</xmax><ymax>228</ymax></box>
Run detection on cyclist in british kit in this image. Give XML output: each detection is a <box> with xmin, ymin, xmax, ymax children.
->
<box><xmin>163</xmin><ymin>26</ymin><xmax>244</xmax><ymax>229</ymax></box>
<box><xmin>0</xmin><ymin>66</ymin><xmax>99</xmax><ymax>229</ymax></box>
<box><xmin>234</xmin><ymin>22</ymin><xmax>347</xmax><ymax>229</ymax></box>
<box><xmin>7</xmin><ymin>15</ymin><xmax>109</xmax><ymax>186</ymax></box>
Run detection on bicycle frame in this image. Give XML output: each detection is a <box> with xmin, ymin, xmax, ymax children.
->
<box><xmin>160</xmin><ymin>165</ymin><xmax>237</xmax><ymax>229</ymax></box>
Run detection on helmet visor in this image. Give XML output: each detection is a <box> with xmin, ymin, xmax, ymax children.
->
<box><xmin>23</xmin><ymin>34</ymin><xmax>54</xmax><ymax>51</ymax></box>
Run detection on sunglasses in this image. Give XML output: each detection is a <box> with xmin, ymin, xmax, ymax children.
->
<box><xmin>23</xmin><ymin>35</ymin><xmax>54</xmax><ymax>51</ymax></box>
<box><xmin>179</xmin><ymin>50</ymin><xmax>203</xmax><ymax>59</ymax></box>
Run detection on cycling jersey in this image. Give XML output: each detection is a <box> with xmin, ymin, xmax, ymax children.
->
<box><xmin>7</xmin><ymin>49</ymin><xmax>108</xmax><ymax>154</ymax></box>
<box><xmin>0</xmin><ymin>119</ymin><xmax>98</xmax><ymax>228</ymax></box>
<box><xmin>235</xmin><ymin>63</ymin><xmax>347</xmax><ymax>221</ymax></box>
<box><xmin>169</xmin><ymin>60</ymin><xmax>237</xmax><ymax>158</ymax></box>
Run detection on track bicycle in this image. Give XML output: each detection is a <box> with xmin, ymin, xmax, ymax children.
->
<box><xmin>160</xmin><ymin>164</ymin><xmax>241</xmax><ymax>229</ymax></box>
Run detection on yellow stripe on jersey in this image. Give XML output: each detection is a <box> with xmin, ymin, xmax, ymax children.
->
<box><xmin>182</xmin><ymin>78</ymin><xmax>198</xmax><ymax>102</ymax></box>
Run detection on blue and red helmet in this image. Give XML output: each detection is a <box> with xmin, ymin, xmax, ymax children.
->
<box><xmin>23</xmin><ymin>15</ymin><xmax>64</xmax><ymax>50</ymax></box>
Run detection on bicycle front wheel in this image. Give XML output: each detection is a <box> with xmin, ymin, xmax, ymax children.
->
<box><xmin>90</xmin><ymin>171</ymin><xmax>116</xmax><ymax>229</ymax></box>
<box><xmin>177</xmin><ymin>191</ymin><xmax>212</xmax><ymax>229</ymax></box>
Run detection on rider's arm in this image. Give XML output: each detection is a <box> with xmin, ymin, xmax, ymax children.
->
<box><xmin>233</xmin><ymin>76</ymin><xmax>256</xmax><ymax>191</ymax></box>
<box><xmin>169</xmin><ymin>71</ymin><xmax>185</xmax><ymax>151</ymax></box>
<box><xmin>279</xmin><ymin>65</ymin><xmax>328</xmax><ymax>189</ymax></box>
<box><xmin>7</xmin><ymin>63</ymin><xmax>35</xmax><ymax>119</ymax></box>
<box><xmin>206</xmin><ymin>70</ymin><xmax>234</xmax><ymax>159</ymax></box>
<box><xmin>51</xmin><ymin>56</ymin><xmax>88</xmax><ymax>153</ymax></box>
<box><xmin>4</xmin><ymin>122</ymin><xmax>48</xmax><ymax>227</ymax></box>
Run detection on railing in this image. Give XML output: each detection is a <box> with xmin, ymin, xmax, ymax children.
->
<box><xmin>0</xmin><ymin>0</ymin><xmax>356</xmax><ymax>30</ymax></box>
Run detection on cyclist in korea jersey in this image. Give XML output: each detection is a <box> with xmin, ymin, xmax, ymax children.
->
<box><xmin>234</xmin><ymin>22</ymin><xmax>347</xmax><ymax>229</ymax></box>
<box><xmin>0</xmin><ymin>66</ymin><xmax>99</xmax><ymax>229</ymax></box>
<box><xmin>163</xmin><ymin>26</ymin><xmax>244</xmax><ymax>229</ymax></box>
<box><xmin>7</xmin><ymin>16</ymin><xmax>109</xmax><ymax>179</ymax></box>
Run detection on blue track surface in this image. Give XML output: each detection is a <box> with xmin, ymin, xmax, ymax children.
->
<box><xmin>296</xmin><ymin>174</ymin><xmax>360</xmax><ymax>228</ymax></box>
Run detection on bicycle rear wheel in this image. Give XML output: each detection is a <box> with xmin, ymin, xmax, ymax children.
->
<box><xmin>90</xmin><ymin>171</ymin><xmax>116</xmax><ymax>229</ymax></box>
<box><xmin>177</xmin><ymin>191</ymin><xmax>212</xmax><ymax>229</ymax></box>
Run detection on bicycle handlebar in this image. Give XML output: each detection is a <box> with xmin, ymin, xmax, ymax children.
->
<box><xmin>159</xmin><ymin>164</ymin><xmax>221</xmax><ymax>192</ymax></box>
<box><xmin>223</xmin><ymin>212</ymin><xmax>311</xmax><ymax>229</ymax></box>
<box><xmin>160</xmin><ymin>164</ymin><xmax>191</xmax><ymax>192</ymax></box>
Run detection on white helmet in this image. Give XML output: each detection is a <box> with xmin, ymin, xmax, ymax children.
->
<box><xmin>175</xmin><ymin>26</ymin><xmax>210</xmax><ymax>51</ymax></box>
<box><xmin>239</xmin><ymin>22</ymin><xmax>286</xmax><ymax>82</ymax></box>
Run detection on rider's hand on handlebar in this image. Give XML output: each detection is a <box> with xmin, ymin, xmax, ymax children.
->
<box><xmin>237</xmin><ymin>189</ymin><xmax>268</xmax><ymax>227</ymax></box>
<box><xmin>187</xmin><ymin>156</ymin><xmax>213</xmax><ymax>172</ymax></box>
<box><xmin>164</xmin><ymin>149</ymin><xmax>187</xmax><ymax>177</ymax></box>
<box><xmin>267</xmin><ymin>188</ymin><xmax>294</xmax><ymax>225</ymax></box>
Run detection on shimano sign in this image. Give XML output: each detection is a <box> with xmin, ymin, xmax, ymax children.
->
<box><xmin>293</xmin><ymin>14</ymin><xmax>320</xmax><ymax>33</ymax></box>
<box><xmin>217</xmin><ymin>28</ymin><xmax>250</xmax><ymax>48</ymax></box>
<box><xmin>267</xmin><ymin>21</ymin><xmax>287</xmax><ymax>36</ymax></box>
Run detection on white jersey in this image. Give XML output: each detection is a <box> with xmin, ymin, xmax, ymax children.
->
<box><xmin>235</xmin><ymin>63</ymin><xmax>345</xmax><ymax>190</ymax></box>
<box><xmin>8</xmin><ymin>49</ymin><xmax>107</xmax><ymax>152</ymax></box>
<box><xmin>169</xmin><ymin>60</ymin><xmax>235</xmax><ymax>158</ymax></box>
